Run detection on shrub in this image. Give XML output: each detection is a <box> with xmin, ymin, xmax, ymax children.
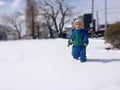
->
<box><xmin>104</xmin><ymin>22</ymin><xmax>120</xmax><ymax>49</ymax></box>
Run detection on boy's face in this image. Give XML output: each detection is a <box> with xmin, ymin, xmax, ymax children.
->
<box><xmin>74</xmin><ymin>22</ymin><xmax>82</xmax><ymax>30</ymax></box>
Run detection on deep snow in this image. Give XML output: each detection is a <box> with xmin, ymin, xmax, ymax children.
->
<box><xmin>0</xmin><ymin>38</ymin><xmax>120</xmax><ymax>90</ymax></box>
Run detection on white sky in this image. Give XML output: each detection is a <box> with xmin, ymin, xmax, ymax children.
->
<box><xmin>0</xmin><ymin>0</ymin><xmax>120</xmax><ymax>24</ymax></box>
<box><xmin>0</xmin><ymin>1</ymin><xmax>6</xmax><ymax>6</ymax></box>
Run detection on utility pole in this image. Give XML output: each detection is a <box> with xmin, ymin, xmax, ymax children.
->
<box><xmin>96</xmin><ymin>11</ymin><xmax>99</xmax><ymax>32</ymax></box>
<box><xmin>105</xmin><ymin>0</ymin><xmax>107</xmax><ymax>30</ymax></box>
<box><xmin>91</xmin><ymin>0</ymin><xmax>94</xmax><ymax>38</ymax></box>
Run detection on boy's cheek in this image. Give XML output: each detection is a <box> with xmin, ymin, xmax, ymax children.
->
<box><xmin>75</xmin><ymin>26</ymin><xmax>81</xmax><ymax>30</ymax></box>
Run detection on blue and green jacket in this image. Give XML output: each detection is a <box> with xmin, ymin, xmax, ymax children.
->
<box><xmin>68</xmin><ymin>29</ymin><xmax>89</xmax><ymax>46</ymax></box>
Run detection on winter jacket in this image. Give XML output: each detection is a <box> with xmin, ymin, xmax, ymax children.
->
<box><xmin>68</xmin><ymin>29</ymin><xmax>89</xmax><ymax>46</ymax></box>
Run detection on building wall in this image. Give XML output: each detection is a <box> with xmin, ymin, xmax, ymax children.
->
<box><xmin>0</xmin><ymin>32</ymin><xmax>7</xmax><ymax>40</ymax></box>
<box><xmin>0</xmin><ymin>25</ymin><xmax>18</xmax><ymax>40</ymax></box>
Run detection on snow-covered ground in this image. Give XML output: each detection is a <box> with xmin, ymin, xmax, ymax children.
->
<box><xmin>0</xmin><ymin>38</ymin><xmax>120</xmax><ymax>90</ymax></box>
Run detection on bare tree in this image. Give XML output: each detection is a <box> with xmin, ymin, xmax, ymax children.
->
<box><xmin>35</xmin><ymin>20</ymin><xmax>41</xmax><ymax>38</ymax></box>
<box><xmin>26</xmin><ymin>0</ymin><xmax>38</xmax><ymax>39</ymax></box>
<box><xmin>57</xmin><ymin>0</ymin><xmax>74</xmax><ymax>37</ymax></box>
<box><xmin>38</xmin><ymin>0</ymin><xmax>74</xmax><ymax>37</ymax></box>
<box><xmin>42</xmin><ymin>13</ymin><xmax>54</xmax><ymax>38</ymax></box>
<box><xmin>1</xmin><ymin>11</ymin><xmax>23</xmax><ymax>39</ymax></box>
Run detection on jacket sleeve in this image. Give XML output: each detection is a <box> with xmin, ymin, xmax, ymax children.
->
<box><xmin>68</xmin><ymin>31</ymin><xmax>74</xmax><ymax>45</ymax></box>
<box><xmin>83</xmin><ymin>30</ymin><xmax>89</xmax><ymax>44</ymax></box>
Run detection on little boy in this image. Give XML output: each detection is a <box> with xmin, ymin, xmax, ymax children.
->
<box><xmin>68</xmin><ymin>19</ymin><xmax>89</xmax><ymax>62</ymax></box>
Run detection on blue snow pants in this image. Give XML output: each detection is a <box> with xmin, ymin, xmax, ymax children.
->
<box><xmin>72</xmin><ymin>46</ymin><xmax>86</xmax><ymax>62</ymax></box>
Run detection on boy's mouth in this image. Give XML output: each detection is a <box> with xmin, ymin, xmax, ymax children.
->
<box><xmin>77</xmin><ymin>26</ymin><xmax>81</xmax><ymax>29</ymax></box>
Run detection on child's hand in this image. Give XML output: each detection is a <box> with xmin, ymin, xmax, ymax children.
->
<box><xmin>83</xmin><ymin>43</ymin><xmax>87</xmax><ymax>46</ymax></box>
<box><xmin>68</xmin><ymin>39</ymin><xmax>73</xmax><ymax>47</ymax></box>
<box><xmin>70</xmin><ymin>39</ymin><xmax>73</xmax><ymax>43</ymax></box>
<box><xmin>67</xmin><ymin>44</ymin><xmax>69</xmax><ymax>47</ymax></box>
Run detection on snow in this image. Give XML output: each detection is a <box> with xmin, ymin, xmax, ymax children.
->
<box><xmin>0</xmin><ymin>38</ymin><xmax>120</xmax><ymax>90</ymax></box>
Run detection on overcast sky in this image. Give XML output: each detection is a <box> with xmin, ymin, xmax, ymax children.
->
<box><xmin>0</xmin><ymin>0</ymin><xmax>120</xmax><ymax>24</ymax></box>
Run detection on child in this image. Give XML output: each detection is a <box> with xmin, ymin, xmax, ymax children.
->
<box><xmin>68</xmin><ymin>19</ymin><xmax>89</xmax><ymax>62</ymax></box>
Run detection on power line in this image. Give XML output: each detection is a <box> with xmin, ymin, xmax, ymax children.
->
<box><xmin>95</xmin><ymin>6</ymin><xmax>120</xmax><ymax>12</ymax></box>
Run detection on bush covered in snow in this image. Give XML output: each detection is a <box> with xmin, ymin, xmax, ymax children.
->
<box><xmin>104</xmin><ymin>22</ymin><xmax>120</xmax><ymax>49</ymax></box>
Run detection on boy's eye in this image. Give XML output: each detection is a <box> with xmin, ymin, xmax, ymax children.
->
<box><xmin>75</xmin><ymin>23</ymin><xmax>80</xmax><ymax>25</ymax></box>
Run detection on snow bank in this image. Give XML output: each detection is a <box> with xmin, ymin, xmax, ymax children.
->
<box><xmin>0</xmin><ymin>38</ymin><xmax>120</xmax><ymax>90</ymax></box>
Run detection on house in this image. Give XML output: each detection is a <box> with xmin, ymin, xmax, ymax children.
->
<box><xmin>0</xmin><ymin>32</ymin><xmax>7</xmax><ymax>40</ymax></box>
<box><xmin>64</xmin><ymin>25</ymin><xmax>73</xmax><ymax>38</ymax></box>
<box><xmin>39</xmin><ymin>23</ymin><xmax>58</xmax><ymax>38</ymax></box>
<box><xmin>0</xmin><ymin>25</ymin><xmax>18</xmax><ymax>40</ymax></box>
